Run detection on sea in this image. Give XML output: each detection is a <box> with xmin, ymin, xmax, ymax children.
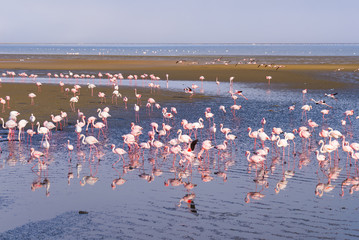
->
<box><xmin>0</xmin><ymin>43</ymin><xmax>358</xmax><ymax>57</ymax></box>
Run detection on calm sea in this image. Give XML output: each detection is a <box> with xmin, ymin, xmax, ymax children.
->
<box><xmin>0</xmin><ymin>43</ymin><xmax>358</xmax><ymax>56</ymax></box>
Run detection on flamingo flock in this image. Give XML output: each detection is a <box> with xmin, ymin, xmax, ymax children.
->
<box><xmin>0</xmin><ymin>70</ymin><xmax>358</xmax><ymax>206</ymax></box>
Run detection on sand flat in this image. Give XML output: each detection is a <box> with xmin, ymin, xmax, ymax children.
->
<box><xmin>0</xmin><ymin>55</ymin><xmax>358</xmax><ymax>89</ymax></box>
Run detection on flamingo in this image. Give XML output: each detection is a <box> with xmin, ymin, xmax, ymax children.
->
<box><xmin>123</xmin><ymin>96</ymin><xmax>128</xmax><ymax>109</ymax></box>
<box><xmin>216</xmin><ymin>140</ymin><xmax>228</xmax><ymax>156</ymax></box>
<box><xmin>36</xmin><ymin>122</ymin><xmax>49</xmax><ymax>143</ymax></box>
<box><xmin>344</xmin><ymin>110</ymin><xmax>354</xmax><ymax>123</ymax></box>
<box><xmin>111</xmin><ymin>144</ymin><xmax>127</xmax><ymax>166</ymax></box>
<box><xmin>26</xmin><ymin>129</ymin><xmax>36</xmax><ymax>144</ymax></box>
<box><xmin>87</xmin><ymin>83</ymin><xmax>96</xmax><ymax>96</ymax></box>
<box><xmin>321</xmin><ymin>109</ymin><xmax>329</xmax><ymax>120</ymax></box>
<box><xmin>134</xmin><ymin>104</ymin><xmax>140</xmax><ymax>122</ymax></box>
<box><xmin>134</xmin><ymin>88</ymin><xmax>141</xmax><ymax>105</ymax></box>
<box><xmin>42</xmin><ymin>136</ymin><xmax>50</xmax><ymax>154</ymax></box>
<box><xmin>67</xmin><ymin>140</ymin><xmax>74</xmax><ymax>156</ymax></box>
<box><xmin>50</xmin><ymin>114</ymin><xmax>63</xmax><ymax>130</ymax></box>
<box><xmin>301</xmin><ymin>104</ymin><xmax>312</xmax><ymax>121</ymax></box>
<box><xmin>69</xmin><ymin>96</ymin><xmax>79</xmax><ymax>112</ymax></box>
<box><xmin>245</xmin><ymin>151</ymin><xmax>265</xmax><ymax>166</ymax></box>
<box><xmin>0</xmin><ymin>118</ymin><xmax>17</xmax><ymax>141</ymax></box>
<box><xmin>0</xmin><ymin>98</ymin><xmax>5</xmax><ymax>113</ymax></box>
<box><xmin>92</xmin><ymin>121</ymin><xmax>106</xmax><ymax>139</ymax></box>
<box><xmin>30</xmin><ymin>148</ymin><xmax>46</xmax><ymax>169</ymax></box>
<box><xmin>97</xmin><ymin>108</ymin><xmax>111</xmax><ymax>127</ymax></box>
<box><xmin>28</xmin><ymin>93</ymin><xmax>36</xmax><ymax>105</ymax></box>
<box><xmin>225</xmin><ymin>131</ymin><xmax>237</xmax><ymax>145</ymax></box>
<box><xmin>177</xmin><ymin>129</ymin><xmax>192</xmax><ymax>144</ymax></box>
<box><xmin>248</xmin><ymin>127</ymin><xmax>258</xmax><ymax>149</ymax></box>
<box><xmin>17</xmin><ymin>119</ymin><xmax>28</xmax><ymax>142</ymax></box>
<box><xmin>79</xmin><ymin>134</ymin><xmax>99</xmax><ymax>156</ymax></box>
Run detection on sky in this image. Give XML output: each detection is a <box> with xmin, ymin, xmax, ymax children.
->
<box><xmin>1</xmin><ymin>0</ymin><xmax>358</xmax><ymax>44</ymax></box>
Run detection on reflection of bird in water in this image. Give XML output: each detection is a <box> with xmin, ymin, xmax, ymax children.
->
<box><xmin>76</xmin><ymin>163</ymin><xmax>82</xmax><ymax>178</ymax></box>
<box><xmin>31</xmin><ymin>178</ymin><xmax>50</xmax><ymax>197</ymax></box>
<box><xmin>80</xmin><ymin>176</ymin><xmax>99</xmax><ymax>186</ymax></box>
<box><xmin>274</xmin><ymin>178</ymin><xmax>288</xmax><ymax>194</ymax></box>
<box><xmin>164</xmin><ymin>178</ymin><xmax>183</xmax><ymax>186</ymax></box>
<box><xmin>178</xmin><ymin>193</ymin><xmax>196</xmax><ymax>207</ymax></box>
<box><xmin>244</xmin><ymin>192</ymin><xmax>265</xmax><ymax>203</ymax></box>
<box><xmin>139</xmin><ymin>173</ymin><xmax>154</xmax><ymax>183</ymax></box>
<box><xmin>201</xmin><ymin>174</ymin><xmax>213</xmax><ymax>182</ymax></box>
<box><xmin>214</xmin><ymin>171</ymin><xmax>227</xmax><ymax>181</ymax></box>
<box><xmin>315</xmin><ymin>182</ymin><xmax>335</xmax><ymax>197</ymax></box>
<box><xmin>183</xmin><ymin>182</ymin><xmax>197</xmax><ymax>190</ymax></box>
<box><xmin>349</xmin><ymin>184</ymin><xmax>359</xmax><ymax>194</ymax></box>
<box><xmin>68</xmin><ymin>172</ymin><xmax>74</xmax><ymax>185</ymax></box>
<box><xmin>111</xmin><ymin>177</ymin><xmax>126</xmax><ymax>189</ymax></box>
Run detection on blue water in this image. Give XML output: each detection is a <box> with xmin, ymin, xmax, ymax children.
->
<box><xmin>0</xmin><ymin>43</ymin><xmax>359</xmax><ymax>56</ymax></box>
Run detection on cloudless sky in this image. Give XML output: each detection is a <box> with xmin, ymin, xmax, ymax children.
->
<box><xmin>1</xmin><ymin>0</ymin><xmax>358</xmax><ymax>44</ymax></box>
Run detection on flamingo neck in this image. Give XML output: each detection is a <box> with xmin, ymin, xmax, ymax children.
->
<box><xmin>248</xmin><ymin>128</ymin><xmax>252</xmax><ymax>137</ymax></box>
<box><xmin>80</xmin><ymin>135</ymin><xmax>86</xmax><ymax>144</ymax></box>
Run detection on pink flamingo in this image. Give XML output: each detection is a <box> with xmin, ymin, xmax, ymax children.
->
<box><xmin>30</xmin><ymin>148</ymin><xmax>45</xmax><ymax>170</ymax></box>
<box><xmin>59</xmin><ymin>81</ymin><xmax>64</xmax><ymax>92</ymax></box>
<box><xmin>5</xmin><ymin>96</ymin><xmax>10</xmax><ymax>109</ymax></box>
<box><xmin>69</xmin><ymin>96</ymin><xmax>79</xmax><ymax>112</ymax></box>
<box><xmin>230</xmin><ymin>104</ymin><xmax>241</xmax><ymax>117</ymax></box>
<box><xmin>134</xmin><ymin>89</ymin><xmax>141</xmax><ymax>105</ymax></box>
<box><xmin>301</xmin><ymin>104</ymin><xmax>312</xmax><ymax>121</ymax></box>
<box><xmin>80</xmin><ymin>134</ymin><xmax>99</xmax><ymax>157</ymax></box>
<box><xmin>87</xmin><ymin>83</ymin><xmax>96</xmax><ymax>96</ymax></box>
<box><xmin>248</xmin><ymin>127</ymin><xmax>259</xmax><ymax>149</ymax></box>
<box><xmin>86</xmin><ymin>116</ymin><xmax>97</xmax><ymax>132</ymax></box>
<box><xmin>321</xmin><ymin>109</ymin><xmax>329</xmax><ymax>120</ymax></box>
<box><xmin>0</xmin><ymin>98</ymin><xmax>5</xmax><ymax>113</ymax></box>
<box><xmin>123</xmin><ymin>96</ymin><xmax>128</xmax><ymax>109</ymax></box>
<box><xmin>51</xmin><ymin>114</ymin><xmax>63</xmax><ymax>130</ymax></box>
<box><xmin>67</xmin><ymin>140</ymin><xmax>74</xmax><ymax>157</ymax></box>
<box><xmin>134</xmin><ymin>104</ymin><xmax>140</xmax><ymax>122</ymax></box>
<box><xmin>36</xmin><ymin>82</ymin><xmax>42</xmax><ymax>92</ymax></box>
<box><xmin>344</xmin><ymin>110</ymin><xmax>354</xmax><ymax>124</ymax></box>
<box><xmin>92</xmin><ymin>121</ymin><xmax>106</xmax><ymax>138</ymax></box>
<box><xmin>111</xmin><ymin>144</ymin><xmax>127</xmax><ymax>166</ymax></box>
<box><xmin>302</xmin><ymin>89</ymin><xmax>307</xmax><ymax>102</ymax></box>
<box><xmin>26</xmin><ymin>129</ymin><xmax>36</xmax><ymax>144</ymax></box>
<box><xmin>199</xmin><ymin>76</ymin><xmax>205</xmax><ymax>91</ymax></box>
<box><xmin>28</xmin><ymin>93</ymin><xmax>36</xmax><ymax>105</ymax></box>
<box><xmin>0</xmin><ymin>118</ymin><xmax>17</xmax><ymax>141</ymax></box>
<box><xmin>17</xmin><ymin>119</ymin><xmax>28</xmax><ymax>142</ymax></box>
<box><xmin>98</xmin><ymin>92</ymin><xmax>106</xmax><ymax>104</ymax></box>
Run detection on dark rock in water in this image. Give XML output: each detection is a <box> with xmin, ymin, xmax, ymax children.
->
<box><xmin>79</xmin><ymin>211</ymin><xmax>88</xmax><ymax>214</ymax></box>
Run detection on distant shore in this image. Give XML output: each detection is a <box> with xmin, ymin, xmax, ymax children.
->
<box><xmin>0</xmin><ymin>54</ymin><xmax>359</xmax><ymax>89</ymax></box>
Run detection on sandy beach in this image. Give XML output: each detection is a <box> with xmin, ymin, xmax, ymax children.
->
<box><xmin>1</xmin><ymin>55</ymin><xmax>358</xmax><ymax>89</ymax></box>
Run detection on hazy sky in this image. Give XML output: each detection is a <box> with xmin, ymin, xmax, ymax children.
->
<box><xmin>1</xmin><ymin>0</ymin><xmax>358</xmax><ymax>44</ymax></box>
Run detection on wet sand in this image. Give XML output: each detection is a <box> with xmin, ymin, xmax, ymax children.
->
<box><xmin>0</xmin><ymin>55</ymin><xmax>359</xmax><ymax>89</ymax></box>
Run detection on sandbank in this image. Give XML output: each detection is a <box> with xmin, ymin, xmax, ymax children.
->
<box><xmin>0</xmin><ymin>55</ymin><xmax>358</xmax><ymax>89</ymax></box>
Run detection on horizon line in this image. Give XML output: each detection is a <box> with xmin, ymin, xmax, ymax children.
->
<box><xmin>0</xmin><ymin>42</ymin><xmax>359</xmax><ymax>45</ymax></box>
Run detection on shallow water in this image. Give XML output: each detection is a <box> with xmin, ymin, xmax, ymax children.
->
<box><xmin>0</xmin><ymin>75</ymin><xmax>359</xmax><ymax>239</ymax></box>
